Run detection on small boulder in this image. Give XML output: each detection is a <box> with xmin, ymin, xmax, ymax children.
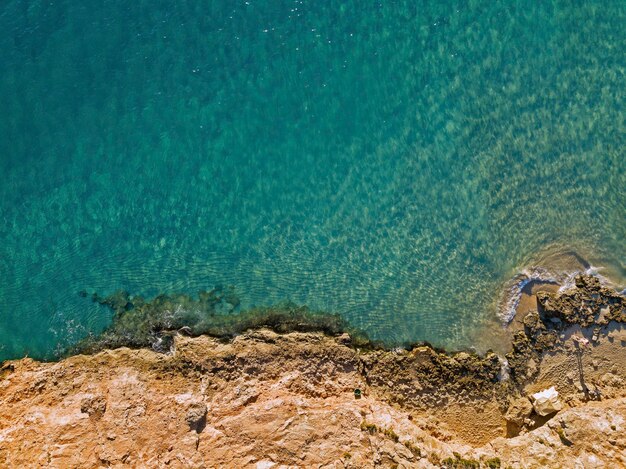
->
<box><xmin>531</xmin><ymin>386</ymin><xmax>562</xmax><ymax>416</ymax></box>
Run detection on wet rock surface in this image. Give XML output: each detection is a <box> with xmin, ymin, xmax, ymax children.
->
<box><xmin>536</xmin><ymin>275</ymin><xmax>626</xmax><ymax>327</ymax></box>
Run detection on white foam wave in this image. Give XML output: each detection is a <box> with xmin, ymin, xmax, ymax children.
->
<box><xmin>557</xmin><ymin>265</ymin><xmax>616</xmax><ymax>294</ymax></box>
<box><xmin>497</xmin><ymin>267</ymin><xmax>561</xmax><ymax>324</ymax></box>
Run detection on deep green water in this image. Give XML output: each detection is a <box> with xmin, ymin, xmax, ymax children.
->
<box><xmin>1</xmin><ymin>1</ymin><xmax>624</xmax><ymax>360</ymax></box>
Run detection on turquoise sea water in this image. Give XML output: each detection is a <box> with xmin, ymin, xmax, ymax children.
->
<box><xmin>1</xmin><ymin>1</ymin><xmax>624</xmax><ymax>360</ymax></box>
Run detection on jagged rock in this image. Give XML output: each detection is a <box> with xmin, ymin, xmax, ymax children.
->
<box><xmin>1</xmin><ymin>331</ymin><xmax>626</xmax><ymax>467</ymax></box>
<box><xmin>601</xmin><ymin>372</ymin><xmax>623</xmax><ymax>387</ymax></box>
<box><xmin>526</xmin><ymin>358</ymin><xmax>537</xmax><ymax>378</ymax></box>
<box><xmin>185</xmin><ymin>402</ymin><xmax>207</xmax><ymax>433</ymax></box>
<box><xmin>337</xmin><ymin>332</ymin><xmax>352</xmax><ymax>344</ymax></box>
<box><xmin>532</xmin><ymin>387</ymin><xmax>562</xmax><ymax>416</ymax></box>
<box><xmin>536</xmin><ymin>275</ymin><xmax>626</xmax><ymax>327</ymax></box>
<box><xmin>80</xmin><ymin>394</ymin><xmax>107</xmax><ymax>419</ymax></box>
<box><xmin>597</xmin><ymin>306</ymin><xmax>610</xmax><ymax>325</ymax></box>
<box><xmin>0</xmin><ymin>275</ymin><xmax>625</xmax><ymax>468</ymax></box>
<box><xmin>523</xmin><ymin>310</ymin><xmax>545</xmax><ymax>337</ymax></box>
<box><xmin>505</xmin><ymin>397</ymin><xmax>533</xmax><ymax>426</ymax></box>
<box><xmin>534</xmin><ymin>331</ymin><xmax>558</xmax><ymax>351</ymax></box>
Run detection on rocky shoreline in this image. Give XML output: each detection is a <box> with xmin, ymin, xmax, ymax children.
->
<box><xmin>1</xmin><ymin>274</ymin><xmax>625</xmax><ymax>467</ymax></box>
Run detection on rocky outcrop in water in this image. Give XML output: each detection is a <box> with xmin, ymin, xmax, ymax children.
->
<box><xmin>537</xmin><ymin>274</ymin><xmax>626</xmax><ymax>326</ymax></box>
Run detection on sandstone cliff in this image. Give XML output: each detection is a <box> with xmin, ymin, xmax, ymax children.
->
<box><xmin>1</xmin><ymin>276</ymin><xmax>625</xmax><ymax>468</ymax></box>
<box><xmin>1</xmin><ymin>326</ymin><xmax>625</xmax><ymax>468</ymax></box>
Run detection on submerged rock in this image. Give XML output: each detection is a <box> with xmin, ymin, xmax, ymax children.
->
<box><xmin>71</xmin><ymin>286</ymin><xmax>367</xmax><ymax>356</ymax></box>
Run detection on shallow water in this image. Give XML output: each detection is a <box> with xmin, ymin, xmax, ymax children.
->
<box><xmin>1</xmin><ymin>1</ymin><xmax>624</xmax><ymax>360</ymax></box>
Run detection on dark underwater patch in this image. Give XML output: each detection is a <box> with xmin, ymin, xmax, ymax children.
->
<box><xmin>69</xmin><ymin>285</ymin><xmax>375</xmax><ymax>355</ymax></box>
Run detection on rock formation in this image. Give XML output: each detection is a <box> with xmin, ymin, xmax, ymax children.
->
<box><xmin>0</xmin><ymin>275</ymin><xmax>625</xmax><ymax>468</ymax></box>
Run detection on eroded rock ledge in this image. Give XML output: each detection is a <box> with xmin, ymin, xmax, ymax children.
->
<box><xmin>1</xmin><ymin>275</ymin><xmax>625</xmax><ymax>468</ymax></box>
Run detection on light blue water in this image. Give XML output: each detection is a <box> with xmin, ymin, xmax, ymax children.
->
<box><xmin>1</xmin><ymin>1</ymin><xmax>624</xmax><ymax>360</ymax></box>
